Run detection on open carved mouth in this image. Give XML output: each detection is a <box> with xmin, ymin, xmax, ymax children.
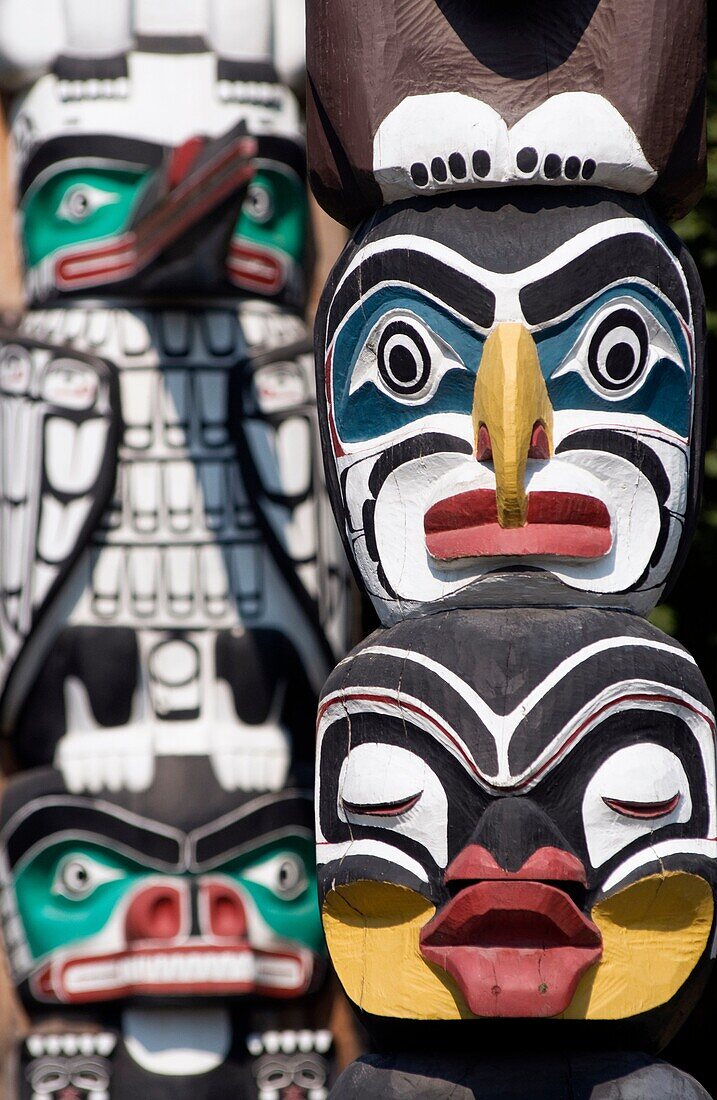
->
<box><xmin>419</xmin><ymin>882</ymin><xmax>602</xmax><ymax>1017</ymax></box>
<box><xmin>33</xmin><ymin>944</ymin><xmax>312</xmax><ymax>1004</ymax></box>
<box><xmin>226</xmin><ymin>241</ymin><xmax>286</xmax><ymax>294</ymax></box>
<box><xmin>424</xmin><ymin>489</ymin><xmax>612</xmax><ymax>561</ymax></box>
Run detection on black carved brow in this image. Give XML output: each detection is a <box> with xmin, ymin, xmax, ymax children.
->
<box><xmin>519</xmin><ymin>233</ymin><xmax>689</xmax><ymax>326</ymax></box>
<box><xmin>191</xmin><ymin>791</ymin><xmax>313</xmax><ymax>869</ymax></box>
<box><xmin>326</xmin><ymin>248</ymin><xmax>496</xmax><ymax>347</ymax></box>
<box><xmin>3</xmin><ymin>803</ymin><xmax>182</xmax><ymax>871</ymax></box>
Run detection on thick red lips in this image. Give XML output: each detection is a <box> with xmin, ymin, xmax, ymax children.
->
<box><xmin>420</xmin><ymin>881</ymin><xmax>602</xmax><ymax>1017</ymax></box>
<box><xmin>424</xmin><ymin>489</ymin><xmax>612</xmax><ymax>560</ymax></box>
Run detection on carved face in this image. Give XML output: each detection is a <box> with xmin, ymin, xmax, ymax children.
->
<box><xmin>0</xmin><ymin>760</ymin><xmax>324</xmax><ymax>1010</ymax></box>
<box><xmin>317</xmin><ymin>192</ymin><xmax>704</xmax><ymax>623</ymax></box>
<box><xmin>306</xmin><ymin>0</ymin><xmax>706</xmax><ymax>224</ymax></box>
<box><xmin>22</xmin><ymin>1033</ymin><xmax>116</xmax><ymax>1100</ymax></box>
<box><xmin>18</xmin><ymin>133</ymin><xmax>308</xmax><ymax>305</ymax></box>
<box><xmin>316</xmin><ymin>609</ymin><xmax>717</xmax><ymax>1029</ymax></box>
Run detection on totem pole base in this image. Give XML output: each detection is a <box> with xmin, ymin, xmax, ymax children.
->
<box><xmin>330</xmin><ymin>1051</ymin><xmax>711</xmax><ymax>1100</ymax></box>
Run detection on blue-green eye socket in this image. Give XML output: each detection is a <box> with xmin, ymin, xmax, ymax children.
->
<box><xmin>242</xmin><ymin>851</ymin><xmax>309</xmax><ymax>901</ymax></box>
<box><xmin>551</xmin><ymin>295</ymin><xmax>686</xmax><ymax>404</ymax></box>
<box><xmin>56</xmin><ymin>182</ymin><xmax>122</xmax><ymax>223</ymax></box>
<box><xmin>51</xmin><ymin>853</ymin><xmax>124</xmax><ymax>901</ymax></box>
<box><xmin>349</xmin><ymin>309</ymin><xmax>467</xmax><ymax>406</ymax></box>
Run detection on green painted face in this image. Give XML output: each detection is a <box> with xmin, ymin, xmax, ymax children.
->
<box><xmin>232</xmin><ymin>167</ymin><xmax>308</xmax><ymax>266</ymax></box>
<box><xmin>15</xmin><ymin>835</ymin><xmax>323</xmax><ymax>962</ymax></box>
<box><xmin>22</xmin><ymin>168</ymin><xmax>151</xmax><ymax>268</ymax></box>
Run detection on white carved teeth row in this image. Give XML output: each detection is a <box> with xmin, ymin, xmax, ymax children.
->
<box><xmin>26</xmin><ymin>1032</ymin><xmax>116</xmax><ymax>1058</ymax></box>
<box><xmin>58</xmin><ymin>77</ymin><xmax>129</xmax><ymax>102</ymax></box>
<box><xmin>62</xmin><ymin>951</ymin><xmax>302</xmax><ymax>994</ymax></box>
<box><xmin>247</xmin><ymin>1030</ymin><xmax>333</xmax><ymax>1056</ymax></box>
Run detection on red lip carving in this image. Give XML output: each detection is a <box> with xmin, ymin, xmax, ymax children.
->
<box><xmin>424</xmin><ymin>489</ymin><xmax>612</xmax><ymax>561</ymax></box>
<box><xmin>226</xmin><ymin>241</ymin><xmax>286</xmax><ymax>294</ymax></box>
<box><xmin>420</xmin><ymin>881</ymin><xmax>602</xmax><ymax>1017</ymax></box>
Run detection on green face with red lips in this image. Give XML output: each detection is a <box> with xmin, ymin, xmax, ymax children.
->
<box><xmin>2</xmin><ymin>781</ymin><xmax>324</xmax><ymax>1008</ymax></box>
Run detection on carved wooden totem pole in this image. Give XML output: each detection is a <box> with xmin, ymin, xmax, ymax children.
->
<box><xmin>0</xmin><ymin>1</ymin><xmax>350</xmax><ymax>1096</ymax></box>
<box><xmin>307</xmin><ymin>1</ymin><xmax>715</xmax><ymax>1096</ymax></box>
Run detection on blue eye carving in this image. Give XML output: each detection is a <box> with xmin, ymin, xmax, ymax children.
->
<box><xmin>587</xmin><ymin>308</ymin><xmax>649</xmax><ymax>394</ymax></box>
<box><xmin>349</xmin><ymin>310</ymin><xmax>466</xmax><ymax>405</ymax></box>
<box><xmin>552</xmin><ymin>297</ymin><xmax>685</xmax><ymax>403</ymax></box>
<box><xmin>377</xmin><ymin>320</ymin><xmax>432</xmax><ymax>396</ymax></box>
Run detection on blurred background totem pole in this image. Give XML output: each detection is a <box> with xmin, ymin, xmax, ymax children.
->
<box><xmin>0</xmin><ymin>1</ymin><xmax>353</xmax><ymax>1096</ymax></box>
<box><xmin>306</xmin><ymin>1</ymin><xmax>717</xmax><ymax>1096</ymax></box>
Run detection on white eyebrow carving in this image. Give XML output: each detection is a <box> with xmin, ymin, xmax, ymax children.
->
<box><xmin>320</xmin><ymin>636</ymin><xmax>713</xmax><ymax>818</ymax></box>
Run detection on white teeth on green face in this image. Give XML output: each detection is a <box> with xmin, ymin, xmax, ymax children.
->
<box><xmin>60</xmin><ymin>949</ymin><xmax>305</xmax><ymax>994</ymax></box>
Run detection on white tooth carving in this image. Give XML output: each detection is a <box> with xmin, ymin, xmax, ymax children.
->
<box><xmin>38</xmin><ymin>495</ymin><xmax>91</xmax><ymax>562</ymax></box>
<box><xmin>45</xmin><ymin>417</ymin><xmax>108</xmax><ymax>494</ymax></box>
<box><xmin>374</xmin><ymin>91</ymin><xmax>656</xmax><ymax>201</ymax></box>
<box><xmin>60</xmin><ymin>949</ymin><xmax>289</xmax><ymax>995</ymax></box>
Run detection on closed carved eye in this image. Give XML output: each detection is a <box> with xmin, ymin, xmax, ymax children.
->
<box><xmin>338</xmin><ymin>742</ymin><xmax>448</xmax><ymax>866</ymax></box>
<box><xmin>602</xmin><ymin>793</ymin><xmax>680</xmax><ymax>819</ymax></box>
<box><xmin>342</xmin><ymin>792</ymin><xmax>422</xmax><ymax>817</ymax></box>
<box><xmin>582</xmin><ymin>741</ymin><xmax>692</xmax><ymax>868</ymax></box>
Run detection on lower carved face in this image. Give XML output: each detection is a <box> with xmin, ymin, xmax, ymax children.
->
<box><xmin>1</xmin><ymin>767</ymin><xmax>324</xmax><ymax>1008</ymax></box>
<box><xmin>316</xmin><ymin>610</ymin><xmax>717</xmax><ymax>1023</ymax></box>
<box><xmin>317</xmin><ymin>192</ymin><xmax>703</xmax><ymax>622</ymax></box>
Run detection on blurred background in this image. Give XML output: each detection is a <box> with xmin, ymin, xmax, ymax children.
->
<box><xmin>649</xmin><ymin>18</ymin><xmax>717</xmax><ymax>680</ymax></box>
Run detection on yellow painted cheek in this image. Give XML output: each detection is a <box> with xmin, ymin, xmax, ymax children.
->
<box><xmin>322</xmin><ymin>881</ymin><xmax>472</xmax><ymax>1019</ymax></box>
<box><xmin>323</xmin><ymin>873</ymin><xmax>713</xmax><ymax>1023</ymax></box>
<box><xmin>564</xmin><ymin>872</ymin><xmax>713</xmax><ymax>1020</ymax></box>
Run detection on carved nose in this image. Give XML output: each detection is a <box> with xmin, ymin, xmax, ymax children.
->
<box><xmin>445</xmin><ymin>844</ymin><xmax>587</xmax><ymax>886</ymax></box>
<box><xmin>472</xmin><ymin>322</ymin><xmax>554</xmax><ymax>528</ymax></box>
<box><xmin>125</xmin><ymin>885</ymin><xmax>184</xmax><ymax>943</ymax></box>
<box><xmin>452</xmin><ymin>798</ymin><xmax>582</xmax><ymax>878</ymax></box>
<box><xmin>202</xmin><ymin>882</ymin><xmax>248</xmax><ymax>938</ymax></box>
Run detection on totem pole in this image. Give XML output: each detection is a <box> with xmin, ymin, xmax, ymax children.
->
<box><xmin>0</xmin><ymin>1</ymin><xmax>351</xmax><ymax>1096</ymax></box>
<box><xmin>306</xmin><ymin>0</ymin><xmax>715</xmax><ymax>1095</ymax></box>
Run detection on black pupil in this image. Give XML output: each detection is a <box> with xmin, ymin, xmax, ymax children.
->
<box><xmin>588</xmin><ymin>308</ymin><xmax>648</xmax><ymax>392</ymax></box>
<box><xmin>605</xmin><ymin>342</ymin><xmax>636</xmax><ymax>382</ymax></box>
<box><xmin>377</xmin><ymin>321</ymin><xmax>430</xmax><ymax>395</ymax></box>
<box><xmin>389</xmin><ymin>345</ymin><xmax>419</xmax><ymax>385</ymax></box>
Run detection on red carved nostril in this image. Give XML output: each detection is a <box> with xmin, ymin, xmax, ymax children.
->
<box><xmin>204</xmin><ymin>883</ymin><xmax>247</xmax><ymax>939</ymax></box>
<box><xmin>528</xmin><ymin>421</ymin><xmax>551</xmax><ymax>460</ymax></box>
<box><xmin>125</xmin><ymin>885</ymin><xmax>183</xmax><ymax>943</ymax></box>
<box><xmin>476</xmin><ymin>423</ymin><xmax>493</xmax><ymax>461</ymax></box>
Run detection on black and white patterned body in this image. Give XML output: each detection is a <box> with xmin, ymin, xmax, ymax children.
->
<box><xmin>1</xmin><ymin>303</ymin><xmax>348</xmax><ymax>784</ymax></box>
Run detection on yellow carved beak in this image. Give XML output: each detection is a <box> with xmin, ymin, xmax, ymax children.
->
<box><xmin>472</xmin><ymin>322</ymin><xmax>554</xmax><ymax>528</ymax></box>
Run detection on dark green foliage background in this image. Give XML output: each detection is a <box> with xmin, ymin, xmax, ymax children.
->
<box><xmin>653</xmin><ymin>19</ymin><xmax>717</xmax><ymax>683</ymax></box>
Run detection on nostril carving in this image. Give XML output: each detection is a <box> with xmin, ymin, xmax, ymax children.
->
<box><xmin>528</xmin><ymin>422</ymin><xmax>550</xmax><ymax>460</ymax></box>
<box><xmin>476</xmin><ymin>423</ymin><xmax>492</xmax><ymax>461</ymax></box>
<box><xmin>125</xmin><ymin>886</ymin><xmax>183</xmax><ymax>943</ymax></box>
<box><xmin>205</xmin><ymin>883</ymin><xmax>247</xmax><ymax>938</ymax></box>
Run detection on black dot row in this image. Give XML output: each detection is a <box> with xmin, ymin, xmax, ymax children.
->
<box><xmin>409</xmin><ymin>147</ymin><xmax>598</xmax><ymax>187</ymax></box>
